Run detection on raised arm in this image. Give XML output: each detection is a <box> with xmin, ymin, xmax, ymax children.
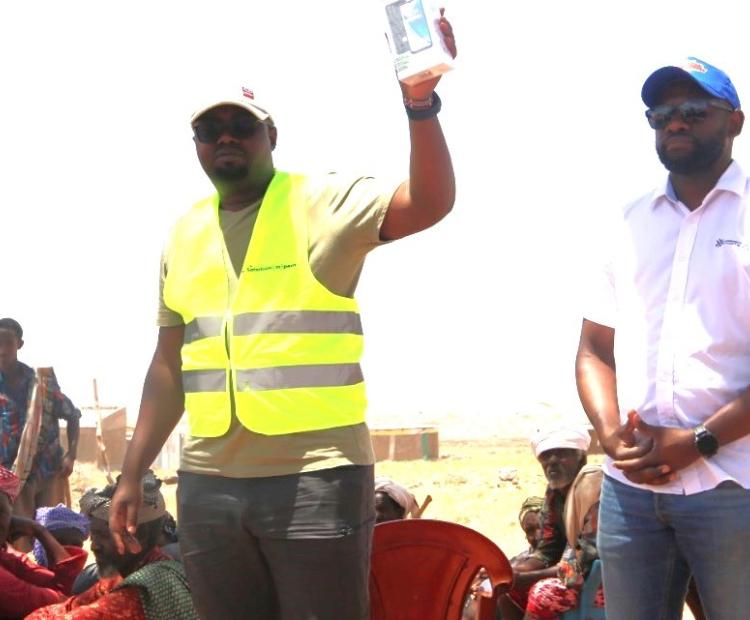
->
<box><xmin>380</xmin><ymin>11</ymin><xmax>457</xmax><ymax>241</ymax></box>
<box><xmin>109</xmin><ymin>325</ymin><xmax>185</xmax><ymax>553</ymax></box>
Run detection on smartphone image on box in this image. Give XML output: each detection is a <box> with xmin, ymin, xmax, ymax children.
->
<box><xmin>385</xmin><ymin>0</ymin><xmax>410</xmax><ymax>54</ymax></box>
<box><xmin>399</xmin><ymin>0</ymin><xmax>432</xmax><ymax>53</ymax></box>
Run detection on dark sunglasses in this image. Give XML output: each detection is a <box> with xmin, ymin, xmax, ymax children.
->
<box><xmin>645</xmin><ymin>99</ymin><xmax>735</xmax><ymax>130</ymax></box>
<box><xmin>193</xmin><ymin>116</ymin><xmax>262</xmax><ymax>143</ymax></box>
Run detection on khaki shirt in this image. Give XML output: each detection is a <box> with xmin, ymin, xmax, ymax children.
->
<box><xmin>158</xmin><ymin>172</ymin><xmax>396</xmax><ymax>477</ymax></box>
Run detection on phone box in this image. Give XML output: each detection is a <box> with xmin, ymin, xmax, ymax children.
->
<box><xmin>382</xmin><ymin>0</ymin><xmax>453</xmax><ymax>86</ymax></box>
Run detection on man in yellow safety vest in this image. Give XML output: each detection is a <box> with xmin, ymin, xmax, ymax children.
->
<box><xmin>110</xmin><ymin>13</ymin><xmax>457</xmax><ymax>620</ymax></box>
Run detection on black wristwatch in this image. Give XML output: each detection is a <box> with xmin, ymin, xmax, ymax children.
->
<box><xmin>693</xmin><ymin>424</ymin><xmax>719</xmax><ymax>458</ymax></box>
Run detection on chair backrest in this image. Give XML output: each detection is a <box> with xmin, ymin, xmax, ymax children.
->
<box><xmin>370</xmin><ymin>519</ymin><xmax>513</xmax><ymax>620</ymax></box>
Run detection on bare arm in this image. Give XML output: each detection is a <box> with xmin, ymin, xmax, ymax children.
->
<box><xmin>109</xmin><ymin>325</ymin><xmax>185</xmax><ymax>553</ymax></box>
<box><xmin>379</xmin><ymin>13</ymin><xmax>456</xmax><ymax>241</ymax></box>
<box><xmin>65</xmin><ymin>417</ymin><xmax>79</xmax><ymax>461</ymax></box>
<box><xmin>575</xmin><ymin>319</ymin><xmax>620</xmax><ymax>450</ymax></box>
<box><xmin>705</xmin><ymin>386</ymin><xmax>750</xmax><ymax>446</ymax></box>
<box><xmin>59</xmin><ymin>416</ymin><xmax>79</xmax><ymax>478</ymax></box>
<box><xmin>575</xmin><ymin>319</ymin><xmax>650</xmax><ymax>462</ymax></box>
<box><xmin>511</xmin><ymin>555</ymin><xmax>558</xmax><ymax>589</ymax></box>
<box><xmin>9</xmin><ymin>517</ymin><xmax>70</xmax><ymax>565</ymax></box>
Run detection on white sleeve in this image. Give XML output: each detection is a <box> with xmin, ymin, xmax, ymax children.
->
<box><xmin>580</xmin><ymin>212</ymin><xmax>618</xmax><ymax>328</ymax></box>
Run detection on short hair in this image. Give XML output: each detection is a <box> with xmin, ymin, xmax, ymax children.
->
<box><xmin>0</xmin><ymin>318</ymin><xmax>23</xmax><ymax>339</ymax></box>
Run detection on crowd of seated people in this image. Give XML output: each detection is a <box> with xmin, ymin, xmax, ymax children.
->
<box><xmin>27</xmin><ymin>471</ymin><xmax>196</xmax><ymax>620</ymax></box>
<box><xmin>1</xmin><ymin>431</ymin><xmax>704</xmax><ymax>620</ymax></box>
<box><xmin>0</xmin><ymin>466</ymin><xmax>88</xmax><ymax>619</ymax></box>
<box><xmin>497</xmin><ymin>427</ymin><xmax>604</xmax><ymax>620</ymax></box>
<box><xmin>0</xmin><ymin>465</ymin><xmax>197</xmax><ymax>620</ymax></box>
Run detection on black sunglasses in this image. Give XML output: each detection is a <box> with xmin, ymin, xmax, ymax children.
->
<box><xmin>193</xmin><ymin>116</ymin><xmax>262</xmax><ymax>144</ymax></box>
<box><xmin>645</xmin><ymin>99</ymin><xmax>735</xmax><ymax>130</ymax></box>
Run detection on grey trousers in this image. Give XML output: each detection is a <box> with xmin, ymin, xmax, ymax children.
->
<box><xmin>177</xmin><ymin>465</ymin><xmax>375</xmax><ymax>620</ymax></box>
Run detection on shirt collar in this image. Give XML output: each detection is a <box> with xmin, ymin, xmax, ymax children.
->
<box><xmin>649</xmin><ymin>160</ymin><xmax>746</xmax><ymax>210</ymax></box>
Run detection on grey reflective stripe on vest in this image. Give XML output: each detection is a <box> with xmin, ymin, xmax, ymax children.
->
<box><xmin>236</xmin><ymin>363</ymin><xmax>363</xmax><ymax>391</ymax></box>
<box><xmin>184</xmin><ymin>317</ymin><xmax>224</xmax><ymax>344</ymax></box>
<box><xmin>182</xmin><ymin>369</ymin><xmax>226</xmax><ymax>393</ymax></box>
<box><xmin>234</xmin><ymin>311</ymin><xmax>362</xmax><ymax>335</ymax></box>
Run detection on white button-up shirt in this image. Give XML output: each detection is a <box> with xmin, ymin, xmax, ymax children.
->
<box><xmin>585</xmin><ymin>161</ymin><xmax>750</xmax><ymax>494</ymax></box>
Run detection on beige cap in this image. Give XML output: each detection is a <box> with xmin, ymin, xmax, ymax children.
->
<box><xmin>190</xmin><ymin>85</ymin><xmax>274</xmax><ymax>126</ymax></box>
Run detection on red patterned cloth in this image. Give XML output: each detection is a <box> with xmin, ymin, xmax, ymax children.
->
<box><xmin>525</xmin><ymin>577</ymin><xmax>605</xmax><ymax>620</ymax></box>
<box><xmin>27</xmin><ymin>548</ymin><xmax>170</xmax><ymax>620</ymax></box>
<box><xmin>0</xmin><ymin>463</ymin><xmax>20</xmax><ymax>501</ymax></box>
<box><xmin>26</xmin><ymin>574</ymin><xmax>145</xmax><ymax>620</ymax></box>
<box><xmin>0</xmin><ymin>544</ymin><xmax>87</xmax><ymax>618</ymax></box>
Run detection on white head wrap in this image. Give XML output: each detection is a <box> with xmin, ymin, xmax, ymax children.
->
<box><xmin>530</xmin><ymin>425</ymin><xmax>591</xmax><ymax>458</ymax></box>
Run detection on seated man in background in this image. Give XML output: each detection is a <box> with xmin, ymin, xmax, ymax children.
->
<box><xmin>71</xmin><ymin>509</ymin><xmax>181</xmax><ymax>595</ymax></box>
<box><xmin>374</xmin><ymin>476</ymin><xmax>421</xmax><ymax>523</ymax></box>
<box><xmin>33</xmin><ymin>504</ymin><xmax>90</xmax><ymax>567</ymax></box>
<box><xmin>498</xmin><ymin>427</ymin><xmax>603</xmax><ymax>620</ymax></box>
<box><xmin>0</xmin><ymin>465</ymin><xmax>88</xmax><ymax>619</ymax></box>
<box><xmin>28</xmin><ymin>471</ymin><xmax>198</xmax><ymax>620</ymax></box>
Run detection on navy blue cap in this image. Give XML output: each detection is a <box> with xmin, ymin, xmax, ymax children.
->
<box><xmin>642</xmin><ymin>57</ymin><xmax>740</xmax><ymax>109</ymax></box>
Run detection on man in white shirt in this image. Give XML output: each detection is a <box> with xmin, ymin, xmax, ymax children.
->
<box><xmin>576</xmin><ymin>57</ymin><xmax>750</xmax><ymax>620</ymax></box>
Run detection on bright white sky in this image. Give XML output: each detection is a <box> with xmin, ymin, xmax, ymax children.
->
<box><xmin>2</xmin><ymin>0</ymin><xmax>748</xmax><ymax>433</ymax></box>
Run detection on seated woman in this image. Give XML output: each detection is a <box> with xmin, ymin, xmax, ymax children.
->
<box><xmin>462</xmin><ymin>496</ymin><xmax>544</xmax><ymax>620</ymax></box>
<box><xmin>510</xmin><ymin>496</ymin><xmax>544</xmax><ymax>565</ymax></box>
<box><xmin>374</xmin><ymin>477</ymin><xmax>420</xmax><ymax>523</ymax></box>
<box><xmin>33</xmin><ymin>504</ymin><xmax>91</xmax><ymax>567</ymax></box>
<box><xmin>0</xmin><ymin>466</ymin><xmax>88</xmax><ymax>619</ymax></box>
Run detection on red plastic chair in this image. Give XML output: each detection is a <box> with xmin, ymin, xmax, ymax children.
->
<box><xmin>370</xmin><ymin>519</ymin><xmax>513</xmax><ymax>620</ymax></box>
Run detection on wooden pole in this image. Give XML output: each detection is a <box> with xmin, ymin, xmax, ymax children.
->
<box><xmin>93</xmin><ymin>378</ymin><xmax>115</xmax><ymax>484</ymax></box>
<box><xmin>414</xmin><ymin>494</ymin><xmax>432</xmax><ymax>518</ymax></box>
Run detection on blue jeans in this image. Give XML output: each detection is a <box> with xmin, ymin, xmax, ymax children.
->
<box><xmin>598</xmin><ymin>475</ymin><xmax>750</xmax><ymax>620</ymax></box>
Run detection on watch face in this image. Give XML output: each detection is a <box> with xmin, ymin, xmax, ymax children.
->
<box><xmin>696</xmin><ymin>429</ymin><xmax>719</xmax><ymax>456</ymax></box>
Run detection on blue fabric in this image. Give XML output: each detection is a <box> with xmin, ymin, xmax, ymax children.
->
<box><xmin>33</xmin><ymin>504</ymin><xmax>90</xmax><ymax>566</ymax></box>
<box><xmin>560</xmin><ymin>560</ymin><xmax>605</xmax><ymax>620</ymax></box>
<box><xmin>598</xmin><ymin>475</ymin><xmax>750</xmax><ymax>620</ymax></box>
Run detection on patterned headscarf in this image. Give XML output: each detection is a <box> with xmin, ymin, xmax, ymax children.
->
<box><xmin>33</xmin><ymin>504</ymin><xmax>91</xmax><ymax>567</ymax></box>
<box><xmin>0</xmin><ymin>465</ymin><xmax>20</xmax><ymax>502</ymax></box>
<box><xmin>79</xmin><ymin>470</ymin><xmax>166</xmax><ymax>524</ymax></box>
<box><xmin>374</xmin><ymin>477</ymin><xmax>419</xmax><ymax>518</ymax></box>
<box><xmin>518</xmin><ymin>496</ymin><xmax>545</xmax><ymax>525</ymax></box>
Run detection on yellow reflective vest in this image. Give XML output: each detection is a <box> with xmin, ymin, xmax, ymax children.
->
<box><xmin>163</xmin><ymin>172</ymin><xmax>367</xmax><ymax>437</ymax></box>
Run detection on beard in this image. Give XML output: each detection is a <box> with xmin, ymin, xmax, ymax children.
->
<box><xmin>656</xmin><ymin>132</ymin><xmax>725</xmax><ymax>174</ymax></box>
<box><xmin>212</xmin><ymin>163</ymin><xmax>249</xmax><ymax>182</ymax></box>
